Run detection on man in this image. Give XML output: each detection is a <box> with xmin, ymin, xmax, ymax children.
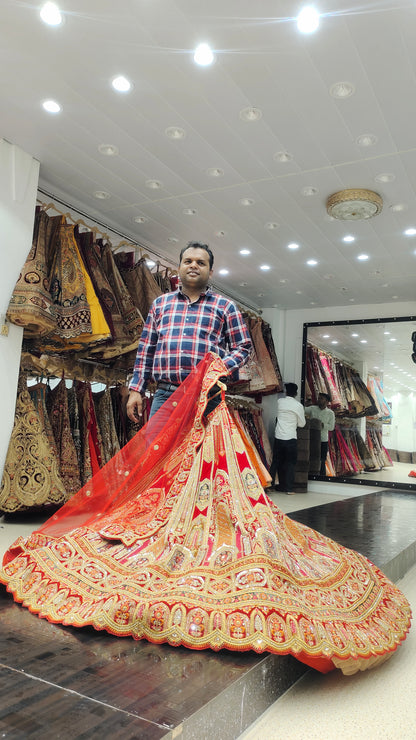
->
<box><xmin>305</xmin><ymin>392</ymin><xmax>335</xmax><ymax>475</ymax></box>
<box><xmin>127</xmin><ymin>241</ymin><xmax>252</xmax><ymax>421</ymax></box>
<box><xmin>269</xmin><ymin>383</ymin><xmax>306</xmax><ymax>495</ymax></box>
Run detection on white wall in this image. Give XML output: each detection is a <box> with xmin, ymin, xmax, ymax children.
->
<box><xmin>386</xmin><ymin>392</ymin><xmax>416</xmax><ymax>454</ymax></box>
<box><xmin>261</xmin><ymin>302</ymin><xmax>416</xmax><ymax>442</ymax></box>
<box><xmin>0</xmin><ymin>140</ymin><xmax>39</xmax><ymax>478</ymax></box>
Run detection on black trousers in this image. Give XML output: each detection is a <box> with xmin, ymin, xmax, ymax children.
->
<box><xmin>269</xmin><ymin>438</ymin><xmax>298</xmax><ymax>493</ymax></box>
<box><xmin>320</xmin><ymin>441</ymin><xmax>329</xmax><ymax>476</ymax></box>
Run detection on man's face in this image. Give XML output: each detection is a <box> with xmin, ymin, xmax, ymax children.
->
<box><xmin>318</xmin><ymin>394</ymin><xmax>328</xmax><ymax>409</ymax></box>
<box><xmin>179</xmin><ymin>247</ymin><xmax>213</xmax><ymax>293</ymax></box>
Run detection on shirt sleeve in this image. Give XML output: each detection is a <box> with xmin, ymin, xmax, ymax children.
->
<box><xmin>221</xmin><ymin>302</ymin><xmax>253</xmax><ymax>372</ymax></box>
<box><xmin>297</xmin><ymin>405</ymin><xmax>306</xmax><ymax>428</ymax></box>
<box><xmin>128</xmin><ymin>303</ymin><xmax>158</xmax><ymax>393</ymax></box>
<box><xmin>327</xmin><ymin>409</ymin><xmax>336</xmax><ymax>432</ymax></box>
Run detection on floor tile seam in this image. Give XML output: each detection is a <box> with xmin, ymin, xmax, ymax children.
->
<box><xmin>0</xmin><ymin>662</ymin><xmax>170</xmax><ymax>730</ymax></box>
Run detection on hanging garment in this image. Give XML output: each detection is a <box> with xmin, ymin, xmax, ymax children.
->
<box><xmin>1</xmin><ymin>354</ymin><xmax>410</xmax><ymax>676</ymax></box>
<box><xmin>115</xmin><ymin>254</ymin><xmax>163</xmax><ymax>320</ymax></box>
<box><xmin>93</xmin><ymin>389</ymin><xmax>121</xmax><ymax>465</ymax></box>
<box><xmin>249</xmin><ymin>318</ymin><xmax>281</xmax><ymax>394</ymax></box>
<box><xmin>75</xmin><ymin>381</ymin><xmax>104</xmax><ymax>484</ymax></box>
<box><xmin>6</xmin><ymin>209</ymin><xmax>60</xmax><ymax>336</ymax></box>
<box><xmin>0</xmin><ymin>375</ymin><xmax>67</xmax><ymax>513</ymax></box>
<box><xmin>47</xmin><ymin>378</ymin><xmax>82</xmax><ymax>495</ymax></box>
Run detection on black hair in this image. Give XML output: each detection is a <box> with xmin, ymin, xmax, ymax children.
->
<box><xmin>318</xmin><ymin>392</ymin><xmax>331</xmax><ymax>402</ymax></box>
<box><xmin>285</xmin><ymin>382</ymin><xmax>298</xmax><ymax>397</ymax></box>
<box><xmin>179</xmin><ymin>241</ymin><xmax>214</xmax><ymax>270</ymax></box>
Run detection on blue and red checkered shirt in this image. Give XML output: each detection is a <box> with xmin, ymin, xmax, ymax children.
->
<box><xmin>129</xmin><ymin>288</ymin><xmax>252</xmax><ymax>393</ymax></box>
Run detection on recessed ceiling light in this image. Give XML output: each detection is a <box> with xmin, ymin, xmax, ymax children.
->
<box><xmin>351</xmin><ymin>333</ymin><xmax>359</xmax><ymax>337</ymax></box>
<box><xmin>215</xmin><ymin>230</ymin><xmax>226</xmax><ymax>238</ymax></box>
<box><xmin>404</xmin><ymin>228</ymin><xmax>416</xmax><ymax>236</ymax></box>
<box><xmin>331</xmin><ymin>340</ymin><xmax>338</xmax><ymax>344</ymax></box>
<box><xmin>322</xmin><ymin>334</ymin><xmax>330</xmax><ymax>338</ymax></box>
<box><xmin>206</xmin><ymin>167</ymin><xmax>224</xmax><ymax>177</ymax></box>
<box><xmin>258</xmin><ymin>293</ymin><xmax>265</xmax><ymax>297</ymax></box>
<box><xmin>390</xmin><ymin>337</ymin><xmax>397</xmax><ymax>341</ymax></box>
<box><xmin>390</xmin><ymin>203</ymin><xmax>407</xmax><ymax>212</ymax></box>
<box><xmin>340</xmin><ymin>286</ymin><xmax>348</xmax><ymax>292</ymax></box>
<box><xmin>94</xmin><ymin>190</ymin><xmax>111</xmax><ymax>199</ymax></box>
<box><xmin>301</xmin><ymin>186</ymin><xmax>318</xmax><ymax>196</ymax></box>
<box><xmin>98</xmin><ymin>144</ymin><xmax>119</xmax><ymax>156</ymax></box>
<box><xmin>287</xmin><ymin>242</ymin><xmax>299</xmax><ymax>250</ymax></box>
<box><xmin>133</xmin><ymin>216</ymin><xmax>147</xmax><ymax>223</ymax></box>
<box><xmin>168</xmin><ymin>236</ymin><xmax>179</xmax><ymax>243</ymax></box>
<box><xmin>296</xmin><ymin>290</ymin><xmax>303</xmax><ymax>295</ymax></box>
<box><xmin>264</xmin><ymin>222</ymin><xmax>279</xmax><ymax>230</ymax></box>
<box><xmin>274</xmin><ymin>151</ymin><xmax>293</xmax><ymax>163</ymax></box>
<box><xmin>146</xmin><ymin>179</ymin><xmax>162</xmax><ymax>190</ymax></box>
<box><xmin>146</xmin><ymin>260</ymin><xmax>156</xmax><ymax>268</ymax></box>
<box><xmin>239</xmin><ymin>282</ymin><xmax>248</xmax><ymax>287</ymax></box>
<box><xmin>356</xmin><ymin>133</ymin><xmax>377</xmax><ymax>147</ymax></box>
<box><xmin>360</xmin><ymin>339</ymin><xmax>368</xmax><ymax>344</ymax></box>
<box><xmin>375</xmin><ymin>173</ymin><xmax>396</xmax><ymax>183</ymax></box>
<box><xmin>343</xmin><ymin>235</ymin><xmax>355</xmax><ymax>243</ymax></box>
<box><xmin>239</xmin><ymin>197</ymin><xmax>255</xmax><ymax>206</ymax></box>
<box><xmin>330</xmin><ymin>81</ymin><xmax>355</xmax><ymax>99</ymax></box>
<box><xmin>381</xmin><ymin>283</ymin><xmax>389</xmax><ymax>288</ymax></box>
<box><xmin>111</xmin><ymin>75</ymin><xmax>132</xmax><ymax>93</ymax></box>
<box><xmin>218</xmin><ymin>269</ymin><xmax>229</xmax><ymax>275</ymax></box>
<box><xmin>165</xmin><ymin>126</ymin><xmax>186</xmax><ymax>140</ymax></box>
<box><xmin>323</xmin><ymin>274</ymin><xmax>335</xmax><ymax>280</ymax></box>
<box><xmin>384</xmin><ymin>331</ymin><xmax>390</xmax><ymax>335</ymax></box>
<box><xmin>279</xmin><ymin>279</ymin><xmax>288</xmax><ymax>284</ymax></box>
<box><xmin>193</xmin><ymin>43</ymin><xmax>214</xmax><ymax>66</ymax></box>
<box><xmin>183</xmin><ymin>208</ymin><xmax>197</xmax><ymax>215</ymax></box>
<box><xmin>297</xmin><ymin>6</ymin><xmax>320</xmax><ymax>34</ymax></box>
<box><xmin>391</xmin><ymin>296</ymin><xmax>399</xmax><ymax>300</ymax></box>
<box><xmin>239</xmin><ymin>107</ymin><xmax>262</xmax><ymax>122</ymax></box>
<box><xmin>357</xmin><ymin>253</ymin><xmax>369</xmax><ymax>260</ymax></box>
<box><xmin>260</xmin><ymin>264</ymin><xmax>271</xmax><ymax>271</ymax></box>
<box><xmin>42</xmin><ymin>99</ymin><xmax>61</xmax><ymax>113</ymax></box>
<box><xmin>40</xmin><ymin>2</ymin><xmax>62</xmax><ymax>25</ymax></box>
<box><xmin>306</xmin><ymin>259</ymin><xmax>318</xmax><ymax>266</ymax></box>
<box><xmin>239</xmin><ymin>248</ymin><xmax>251</xmax><ymax>256</ymax></box>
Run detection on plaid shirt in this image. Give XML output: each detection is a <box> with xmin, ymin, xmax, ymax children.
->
<box><xmin>129</xmin><ymin>288</ymin><xmax>252</xmax><ymax>393</ymax></box>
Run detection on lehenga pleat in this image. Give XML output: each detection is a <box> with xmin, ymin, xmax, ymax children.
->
<box><xmin>115</xmin><ymin>255</ymin><xmax>163</xmax><ymax>319</ymax></box>
<box><xmin>1</xmin><ymin>355</ymin><xmax>411</xmax><ymax>676</ymax></box>
<box><xmin>47</xmin><ymin>379</ymin><xmax>82</xmax><ymax>495</ymax></box>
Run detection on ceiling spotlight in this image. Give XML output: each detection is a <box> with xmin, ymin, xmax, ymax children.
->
<box><xmin>297</xmin><ymin>6</ymin><xmax>320</xmax><ymax>33</ymax></box>
<box><xmin>375</xmin><ymin>173</ymin><xmax>396</xmax><ymax>183</ymax></box>
<box><xmin>306</xmin><ymin>259</ymin><xmax>318</xmax><ymax>266</ymax></box>
<box><xmin>390</xmin><ymin>203</ymin><xmax>407</xmax><ymax>212</ymax></box>
<box><xmin>331</xmin><ymin>340</ymin><xmax>338</xmax><ymax>345</ymax></box>
<box><xmin>42</xmin><ymin>99</ymin><xmax>61</xmax><ymax>113</ymax></box>
<box><xmin>193</xmin><ymin>43</ymin><xmax>214</xmax><ymax>66</ymax></box>
<box><xmin>183</xmin><ymin>208</ymin><xmax>197</xmax><ymax>215</ymax></box>
<box><xmin>239</xmin><ymin>282</ymin><xmax>248</xmax><ymax>287</ymax></box>
<box><xmin>40</xmin><ymin>2</ymin><xmax>62</xmax><ymax>25</ymax></box>
<box><xmin>330</xmin><ymin>81</ymin><xmax>355</xmax><ymax>99</ymax></box>
<box><xmin>239</xmin><ymin>107</ymin><xmax>262</xmax><ymax>122</ymax></box>
<box><xmin>264</xmin><ymin>222</ymin><xmax>279</xmax><ymax>230</ymax></box>
<box><xmin>404</xmin><ymin>228</ymin><xmax>416</xmax><ymax>236</ymax></box>
<box><xmin>219</xmin><ymin>269</ymin><xmax>229</xmax><ymax>275</ymax></box>
<box><xmin>356</xmin><ymin>133</ymin><xmax>377</xmax><ymax>147</ymax></box>
<box><xmin>287</xmin><ymin>242</ymin><xmax>299</xmax><ymax>250</ymax></box>
<box><xmin>239</xmin><ymin>197</ymin><xmax>255</xmax><ymax>206</ymax></box>
<box><xmin>146</xmin><ymin>260</ymin><xmax>156</xmax><ymax>268</ymax></box>
<box><xmin>215</xmin><ymin>230</ymin><xmax>227</xmax><ymax>238</ymax></box>
<box><xmin>165</xmin><ymin>126</ymin><xmax>186</xmax><ymax>140</ymax></box>
<box><xmin>206</xmin><ymin>167</ymin><xmax>224</xmax><ymax>177</ymax></box>
<box><xmin>296</xmin><ymin>290</ymin><xmax>303</xmax><ymax>295</ymax></box>
<box><xmin>98</xmin><ymin>144</ymin><xmax>119</xmax><ymax>156</ymax></box>
<box><xmin>260</xmin><ymin>264</ymin><xmax>271</xmax><ymax>271</ymax></box>
<box><xmin>111</xmin><ymin>75</ymin><xmax>132</xmax><ymax>93</ymax></box>
<box><xmin>343</xmin><ymin>235</ymin><xmax>355</xmax><ymax>243</ymax></box>
<box><xmin>94</xmin><ymin>191</ymin><xmax>111</xmax><ymax>199</ymax></box>
<box><xmin>145</xmin><ymin>179</ymin><xmax>162</xmax><ymax>189</ymax></box>
<box><xmin>274</xmin><ymin>151</ymin><xmax>293</xmax><ymax>163</ymax></box>
<box><xmin>351</xmin><ymin>333</ymin><xmax>359</xmax><ymax>337</ymax></box>
<box><xmin>301</xmin><ymin>186</ymin><xmax>318</xmax><ymax>197</ymax></box>
<box><xmin>360</xmin><ymin>339</ymin><xmax>368</xmax><ymax>344</ymax></box>
<box><xmin>357</xmin><ymin>253</ymin><xmax>369</xmax><ymax>260</ymax></box>
<box><xmin>239</xmin><ymin>249</ymin><xmax>251</xmax><ymax>256</ymax></box>
<box><xmin>133</xmin><ymin>216</ymin><xmax>147</xmax><ymax>223</ymax></box>
<box><xmin>168</xmin><ymin>236</ymin><xmax>179</xmax><ymax>243</ymax></box>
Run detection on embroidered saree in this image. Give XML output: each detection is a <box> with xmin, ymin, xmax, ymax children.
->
<box><xmin>1</xmin><ymin>355</ymin><xmax>411</xmax><ymax>675</ymax></box>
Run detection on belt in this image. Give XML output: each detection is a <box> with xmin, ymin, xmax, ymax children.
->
<box><xmin>157</xmin><ymin>380</ymin><xmax>179</xmax><ymax>392</ymax></box>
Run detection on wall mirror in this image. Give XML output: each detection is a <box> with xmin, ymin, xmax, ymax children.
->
<box><xmin>302</xmin><ymin>316</ymin><xmax>416</xmax><ymax>491</ymax></box>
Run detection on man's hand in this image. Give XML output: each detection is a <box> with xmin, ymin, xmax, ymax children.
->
<box><xmin>127</xmin><ymin>391</ymin><xmax>143</xmax><ymax>423</ymax></box>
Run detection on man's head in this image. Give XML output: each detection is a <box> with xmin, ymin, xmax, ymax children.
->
<box><xmin>285</xmin><ymin>383</ymin><xmax>298</xmax><ymax>398</ymax></box>
<box><xmin>318</xmin><ymin>392</ymin><xmax>331</xmax><ymax>409</ymax></box>
<box><xmin>179</xmin><ymin>242</ymin><xmax>214</xmax><ymax>295</ymax></box>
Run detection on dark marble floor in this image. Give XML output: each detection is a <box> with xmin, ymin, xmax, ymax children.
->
<box><xmin>1</xmin><ymin>490</ymin><xmax>415</xmax><ymax>739</ymax></box>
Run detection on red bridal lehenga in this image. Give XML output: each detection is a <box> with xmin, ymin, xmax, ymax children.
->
<box><xmin>0</xmin><ymin>355</ymin><xmax>411</xmax><ymax>675</ymax></box>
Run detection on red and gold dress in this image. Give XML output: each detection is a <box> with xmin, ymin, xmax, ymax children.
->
<box><xmin>0</xmin><ymin>355</ymin><xmax>411</xmax><ymax>675</ymax></box>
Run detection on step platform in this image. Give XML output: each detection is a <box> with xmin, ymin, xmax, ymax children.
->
<box><xmin>0</xmin><ymin>489</ymin><xmax>415</xmax><ymax>739</ymax></box>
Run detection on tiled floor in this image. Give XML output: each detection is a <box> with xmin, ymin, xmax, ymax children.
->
<box><xmin>1</xmin><ymin>482</ymin><xmax>415</xmax><ymax>739</ymax></box>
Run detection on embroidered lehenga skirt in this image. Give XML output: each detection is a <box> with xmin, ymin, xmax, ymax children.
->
<box><xmin>0</xmin><ymin>355</ymin><xmax>411</xmax><ymax>675</ymax></box>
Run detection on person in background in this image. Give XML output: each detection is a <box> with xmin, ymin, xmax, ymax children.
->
<box><xmin>269</xmin><ymin>382</ymin><xmax>306</xmax><ymax>495</ymax></box>
<box><xmin>126</xmin><ymin>241</ymin><xmax>253</xmax><ymax>421</ymax></box>
<box><xmin>305</xmin><ymin>392</ymin><xmax>335</xmax><ymax>475</ymax></box>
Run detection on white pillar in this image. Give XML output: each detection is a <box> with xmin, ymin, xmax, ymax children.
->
<box><xmin>0</xmin><ymin>139</ymin><xmax>39</xmax><ymax>478</ymax></box>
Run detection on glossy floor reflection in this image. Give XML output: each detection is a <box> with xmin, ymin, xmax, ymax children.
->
<box><xmin>0</xmin><ymin>486</ymin><xmax>415</xmax><ymax>739</ymax></box>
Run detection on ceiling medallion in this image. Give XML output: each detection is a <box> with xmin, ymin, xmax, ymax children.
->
<box><xmin>326</xmin><ymin>189</ymin><xmax>383</xmax><ymax>221</ymax></box>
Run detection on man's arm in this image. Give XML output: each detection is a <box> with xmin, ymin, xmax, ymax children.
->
<box><xmin>222</xmin><ymin>302</ymin><xmax>253</xmax><ymax>371</ymax></box>
<box><xmin>127</xmin><ymin>304</ymin><xmax>158</xmax><ymax>422</ymax></box>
